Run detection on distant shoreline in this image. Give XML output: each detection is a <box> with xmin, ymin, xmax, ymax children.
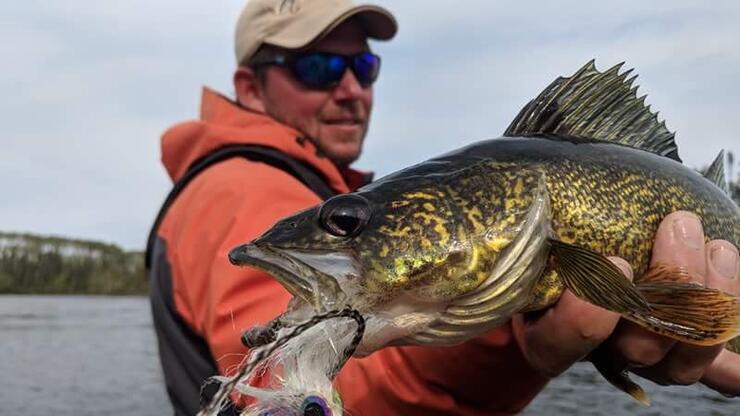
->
<box><xmin>1</xmin><ymin>232</ymin><xmax>148</xmax><ymax>295</ymax></box>
<box><xmin>0</xmin><ymin>293</ymin><xmax>148</xmax><ymax>298</ymax></box>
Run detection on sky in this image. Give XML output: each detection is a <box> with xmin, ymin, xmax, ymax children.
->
<box><xmin>1</xmin><ymin>0</ymin><xmax>739</xmax><ymax>250</ymax></box>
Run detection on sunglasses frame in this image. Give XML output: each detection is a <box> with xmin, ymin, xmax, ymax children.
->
<box><xmin>251</xmin><ymin>51</ymin><xmax>382</xmax><ymax>90</ymax></box>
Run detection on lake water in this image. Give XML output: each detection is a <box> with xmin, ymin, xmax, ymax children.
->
<box><xmin>1</xmin><ymin>295</ymin><xmax>737</xmax><ymax>415</ymax></box>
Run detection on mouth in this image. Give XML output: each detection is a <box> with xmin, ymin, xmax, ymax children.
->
<box><xmin>228</xmin><ymin>243</ymin><xmax>350</xmax><ymax>312</ymax></box>
<box><xmin>322</xmin><ymin>118</ymin><xmax>363</xmax><ymax>127</ymax></box>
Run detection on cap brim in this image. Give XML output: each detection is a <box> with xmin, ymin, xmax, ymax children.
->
<box><xmin>333</xmin><ymin>5</ymin><xmax>398</xmax><ymax>41</ymax></box>
<box><xmin>264</xmin><ymin>4</ymin><xmax>397</xmax><ymax>51</ymax></box>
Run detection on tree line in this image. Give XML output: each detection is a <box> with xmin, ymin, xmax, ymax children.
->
<box><xmin>0</xmin><ymin>232</ymin><xmax>147</xmax><ymax>295</ymax></box>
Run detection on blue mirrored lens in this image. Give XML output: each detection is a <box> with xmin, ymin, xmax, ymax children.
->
<box><xmin>353</xmin><ymin>52</ymin><xmax>380</xmax><ymax>86</ymax></box>
<box><xmin>291</xmin><ymin>52</ymin><xmax>380</xmax><ymax>88</ymax></box>
<box><xmin>293</xmin><ymin>53</ymin><xmax>346</xmax><ymax>88</ymax></box>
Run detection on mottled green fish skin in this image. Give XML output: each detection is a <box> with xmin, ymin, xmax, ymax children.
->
<box><xmin>351</xmin><ymin>135</ymin><xmax>738</xmax><ymax>306</ymax></box>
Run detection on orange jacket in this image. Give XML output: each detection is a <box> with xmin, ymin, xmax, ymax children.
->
<box><xmin>154</xmin><ymin>87</ymin><xmax>549</xmax><ymax>415</ymax></box>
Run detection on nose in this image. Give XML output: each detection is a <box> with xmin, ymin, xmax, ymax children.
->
<box><xmin>332</xmin><ymin>69</ymin><xmax>365</xmax><ymax>100</ymax></box>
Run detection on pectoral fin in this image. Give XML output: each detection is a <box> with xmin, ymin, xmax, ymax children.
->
<box><xmin>548</xmin><ymin>239</ymin><xmax>650</xmax><ymax>314</ymax></box>
<box><xmin>550</xmin><ymin>241</ymin><xmax>740</xmax><ymax>402</ymax></box>
<box><xmin>550</xmin><ymin>242</ymin><xmax>740</xmax><ymax>346</ymax></box>
<box><xmin>625</xmin><ymin>265</ymin><xmax>740</xmax><ymax>345</ymax></box>
<box><xmin>629</xmin><ymin>280</ymin><xmax>740</xmax><ymax>345</ymax></box>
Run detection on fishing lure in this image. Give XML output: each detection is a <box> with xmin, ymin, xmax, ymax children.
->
<box><xmin>198</xmin><ymin>308</ymin><xmax>364</xmax><ymax>416</ymax></box>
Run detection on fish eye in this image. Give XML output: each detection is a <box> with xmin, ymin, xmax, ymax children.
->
<box><xmin>301</xmin><ymin>395</ymin><xmax>331</xmax><ymax>416</ymax></box>
<box><xmin>318</xmin><ymin>194</ymin><xmax>371</xmax><ymax>238</ymax></box>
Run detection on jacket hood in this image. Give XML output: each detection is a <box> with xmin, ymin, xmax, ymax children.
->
<box><xmin>160</xmin><ymin>87</ymin><xmax>370</xmax><ymax>193</ymax></box>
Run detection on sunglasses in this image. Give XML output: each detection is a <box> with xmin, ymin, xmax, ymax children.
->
<box><xmin>253</xmin><ymin>51</ymin><xmax>381</xmax><ymax>89</ymax></box>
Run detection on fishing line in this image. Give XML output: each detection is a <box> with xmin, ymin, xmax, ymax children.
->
<box><xmin>198</xmin><ymin>307</ymin><xmax>365</xmax><ymax>416</ymax></box>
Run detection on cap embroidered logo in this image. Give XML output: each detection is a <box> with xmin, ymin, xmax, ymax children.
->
<box><xmin>277</xmin><ymin>0</ymin><xmax>301</xmax><ymax>14</ymax></box>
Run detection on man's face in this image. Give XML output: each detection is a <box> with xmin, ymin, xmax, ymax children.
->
<box><xmin>259</xmin><ymin>20</ymin><xmax>373</xmax><ymax>167</ymax></box>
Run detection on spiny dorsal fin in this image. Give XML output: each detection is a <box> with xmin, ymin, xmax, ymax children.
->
<box><xmin>505</xmin><ymin>60</ymin><xmax>681</xmax><ymax>162</ymax></box>
<box><xmin>702</xmin><ymin>150</ymin><xmax>729</xmax><ymax>194</ymax></box>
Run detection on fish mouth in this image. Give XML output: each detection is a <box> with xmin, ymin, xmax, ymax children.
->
<box><xmin>228</xmin><ymin>243</ymin><xmax>350</xmax><ymax>313</ymax></box>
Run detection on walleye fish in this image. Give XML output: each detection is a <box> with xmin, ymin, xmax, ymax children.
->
<box><xmin>229</xmin><ymin>61</ymin><xmax>740</xmax><ymax>404</ymax></box>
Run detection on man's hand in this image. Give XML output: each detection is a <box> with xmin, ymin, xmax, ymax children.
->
<box><xmin>512</xmin><ymin>211</ymin><xmax>740</xmax><ymax>396</ymax></box>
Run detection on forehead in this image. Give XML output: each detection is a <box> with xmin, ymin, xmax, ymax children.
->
<box><xmin>310</xmin><ymin>19</ymin><xmax>370</xmax><ymax>54</ymax></box>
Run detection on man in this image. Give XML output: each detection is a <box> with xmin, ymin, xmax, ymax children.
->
<box><xmin>149</xmin><ymin>0</ymin><xmax>740</xmax><ymax>414</ymax></box>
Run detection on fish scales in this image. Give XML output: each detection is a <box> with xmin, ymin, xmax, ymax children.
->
<box><xmin>367</xmin><ymin>136</ymin><xmax>737</xmax><ymax>278</ymax></box>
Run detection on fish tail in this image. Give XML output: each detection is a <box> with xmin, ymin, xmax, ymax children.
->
<box><xmin>626</xmin><ymin>279</ymin><xmax>740</xmax><ymax>346</ymax></box>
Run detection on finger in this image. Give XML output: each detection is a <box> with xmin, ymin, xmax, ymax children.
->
<box><xmin>610</xmin><ymin>321</ymin><xmax>675</xmax><ymax>368</ymax></box>
<box><xmin>697</xmin><ymin>240</ymin><xmax>740</xmax><ymax>395</ymax></box>
<box><xmin>701</xmin><ymin>348</ymin><xmax>740</xmax><ymax>397</ymax></box>
<box><xmin>705</xmin><ymin>239</ymin><xmax>740</xmax><ymax>295</ymax></box>
<box><xmin>612</xmin><ymin>212</ymin><xmax>707</xmax><ymax>366</ymax></box>
<box><xmin>513</xmin><ymin>258</ymin><xmax>630</xmax><ymax>377</ymax></box>
<box><xmin>635</xmin><ymin>241</ymin><xmax>737</xmax><ymax>385</ymax></box>
<box><xmin>636</xmin><ymin>342</ymin><xmax>725</xmax><ymax>386</ymax></box>
<box><xmin>649</xmin><ymin>210</ymin><xmax>707</xmax><ymax>281</ymax></box>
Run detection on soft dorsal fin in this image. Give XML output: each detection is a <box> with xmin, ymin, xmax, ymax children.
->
<box><xmin>504</xmin><ymin>60</ymin><xmax>681</xmax><ymax>162</ymax></box>
<box><xmin>702</xmin><ymin>150</ymin><xmax>729</xmax><ymax>194</ymax></box>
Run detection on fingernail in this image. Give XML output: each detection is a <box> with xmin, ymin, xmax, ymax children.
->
<box><xmin>672</xmin><ymin>214</ymin><xmax>703</xmax><ymax>250</ymax></box>
<box><xmin>710</xmin><ymin>243</ymin><xmax>738</xmax><ymax>279</ymax></box>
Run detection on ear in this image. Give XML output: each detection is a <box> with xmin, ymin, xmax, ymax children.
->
<box><xmin>234</xmin><ymin>66</ymin><xmax>266</xmax><ymax>112</ymax></box>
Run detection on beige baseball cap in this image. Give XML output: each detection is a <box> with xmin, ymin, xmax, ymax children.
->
<box><xmin>235</xmin><ymin>0</ymin><xmax>397</xmax><ymax>64</ymax></box>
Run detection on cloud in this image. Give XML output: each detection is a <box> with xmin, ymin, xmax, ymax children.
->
<box><xmin>363</xmin><ymin>0</ymin><xmax>740</xmax><ymax>173</ymax></box>
<box><xmin>1</xmin><ymin>0</ymin><xmax>738</xmax><ymax>249</ymax></box>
